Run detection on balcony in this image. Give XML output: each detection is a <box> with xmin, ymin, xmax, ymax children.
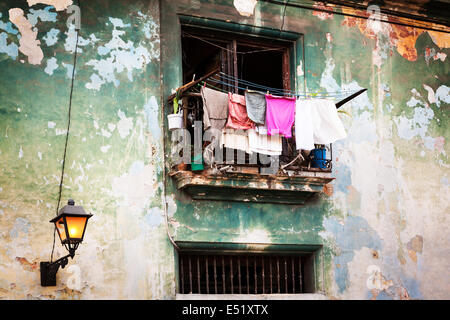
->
<box><xmin>168</xmin><ymin>87</ymin><xmax>336</xmax><ymax>205</ymax></box>
<box><xmin>170</xmin><ymin>165</ymin><xmax>334</xmax><ymax>205</ymax></box>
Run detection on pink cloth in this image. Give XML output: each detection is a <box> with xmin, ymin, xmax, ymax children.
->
<box><xmin>265</xmin><ymin>95</ymin><xmax>296</xmax><ymax>138</ymax></box>
<box><xmin>226</xmin><ymin>92</ymin><xmax>254</xmax><ymax>130</ymax></box>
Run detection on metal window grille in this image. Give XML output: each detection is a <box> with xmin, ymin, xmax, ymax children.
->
<box><xmin>178</xmin><ymin>252</ymin><xmax>315</xmax><ymax>294</ymax></box>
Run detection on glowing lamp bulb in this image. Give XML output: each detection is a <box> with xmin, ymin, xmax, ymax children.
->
<box><xmin>69</xmin><ymin>228</ymin><xmax>77</xmax><ymax>237</ymax></box>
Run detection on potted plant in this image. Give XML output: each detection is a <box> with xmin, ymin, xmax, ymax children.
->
<box><xmin>167</xmin><ymin>91</ymin><xmax>183</xmax><ymax>131</ymax></box>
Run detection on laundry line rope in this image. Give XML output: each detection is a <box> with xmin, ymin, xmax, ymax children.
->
<box><xmin>206</xmin><ymin>72</ymin><xmax>361</xmax><ymax>98</ymax></box>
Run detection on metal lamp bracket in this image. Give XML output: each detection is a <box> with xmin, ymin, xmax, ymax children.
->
<box><xmin>40</xmin><ymin>251</ymin><xmax>75</xmax><ymax>287</ymax></box>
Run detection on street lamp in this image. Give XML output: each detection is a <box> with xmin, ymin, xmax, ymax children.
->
<box><xmin>40</xmin><ymin>199</ymin><xmax>92</xmax><ymax>287</ymax></box>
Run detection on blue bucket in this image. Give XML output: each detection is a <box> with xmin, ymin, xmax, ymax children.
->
<box><xmin>311</xmin><ymin>148</ymin><xmax>327</xmax><ymax>169</ymax></box>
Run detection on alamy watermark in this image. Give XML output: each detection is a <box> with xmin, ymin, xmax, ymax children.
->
<box><xmin>171</xmin><ymin>121</ymin><xmax>279</xmax><ymax>175</ymax></box>
<box><xmin>64</xmin><ymin>4</ymin><xmax>81</xmax><ymax>30</ymax></box>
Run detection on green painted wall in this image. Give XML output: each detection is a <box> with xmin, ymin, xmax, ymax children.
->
<box><xmin>0</xmin><ymin>0</ymin><xmax>448</xmax><ymax>299</ymax></box>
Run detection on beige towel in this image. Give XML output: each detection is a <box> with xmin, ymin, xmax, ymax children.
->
<box><xmin>201</xmin><ymin>87</ymin><xmax>228</xmax><ymax>130</ymax></box>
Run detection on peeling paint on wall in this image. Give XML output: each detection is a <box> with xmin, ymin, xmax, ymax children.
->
<box><xmin>43</xmin><ymin>28</ymin><xmax>60</xmax><ymax>46</ymax></box>
<box><xmin>340</xmin><ymin>7</ymin><xmax>448</xmax><ymax>62</ymax></box>
<box><xmin>322</xmin><ymin>216</ymin><xmax>383</xmax><ymax>293</ymax></box>
<box><xmin>44</xmin><ymin>57</ymin><xmax>58</xmax><ymax>75</ymax></box>
<box><xmin>8</xmin><ymin>8</ymin><xmax>44</xmax><ymax>65</ymax></box>
<box><xmin>27</xmin><ymin>0</ymin><xmax>72</xmax><ymax>12</ymax></box>
<box><xmin>26</xmin><ymin>6</ymin><xmax>57</xmax><ymax>26</ymax></box>
<box><xmin>0</xmin><ymin>0</ymin><xmax>448</xmax><ymax>300</ymax></box>
<box><xmin>85</xmin><ymin>17</ymin><xmax>158</xmax><ymax>91</ymax></box>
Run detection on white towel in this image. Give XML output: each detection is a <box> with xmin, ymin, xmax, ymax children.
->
<box><xmin>248</xmin><ymin>129</ymin><xmax>282</xmax><ymax>156</ymax></box>
<box><xmin>220</xmin><ymin>128</ymin><xmax>250</xmax><ymax>153</ymax></box>
<box><xmin>295</xmin><ymin>99</ymin><xmax>315</xmax><ymax>150</ymax></box>
<box><xmin>310</xmin><ymin>99</ymin><xmax>347</xmax><ymax>145</ymax></box>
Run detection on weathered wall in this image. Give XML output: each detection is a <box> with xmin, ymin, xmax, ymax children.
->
<box><xmin>0</xmin><ymin>0</ymin><xmax>449</xmax><ymax>300</ymax></box>
<box><xmin>0</xmin><ymin>0</ymin><xmax>175</xmax><ymax>299</ymax></box>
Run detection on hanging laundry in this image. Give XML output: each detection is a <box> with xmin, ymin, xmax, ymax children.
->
<box><xmin>248</xmin><ymin>129</ymin><xmax>282</xmax><ymax>156</ymax></box>
<box><xmin>265</xmin><ymin>95</ymin><xmax>296</xmax><ymax>138</ymax></box>
<box><xmin>294</xmin><ymin>99</ymin><xmax>315</xmax><ymax>151</ymax></box>
<box><xmin>310</xmin><ymin>99</ymin><xmax>347</xmax><ymax>144</ymax></box>
<box><xmin>245</xmin><ymin>90</ymin><xmax>266</xmax><ymax>125</ymax></box>
<box><xmin>201</xmin><ymin>86</ymin><xmax>228</xmax><ymax>130</ymax></box>
<box><xmin>255</xmin><ymin>124</ymin><xmax>268</xmax><ymax>135</ymax></box>
<box><xmin>226</xmin><ymin>92</ymin><xmax>254</xmax><ymax>130</ymax></box>
<box><xmin>220</xmin><ymin>128</ymin><xmax>250</xmax><ymax>154</ymax></box>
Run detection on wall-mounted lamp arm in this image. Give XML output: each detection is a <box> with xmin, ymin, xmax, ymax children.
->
<box><xmin>40</xmin><ymin>250</ymin><xmax>76</xmax><ymax>287</ymax></box>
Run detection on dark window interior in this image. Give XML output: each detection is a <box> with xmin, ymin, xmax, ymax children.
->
<box><xmin>237</xmin><ymin>46</ymin><xmax>284</xmax><ymax>93</ymax></box>
<box><xmin>181</xmin><ymin>35</ymin><xmax>222</xmax><ymax>85</ymax></box>
<box><xmin>178</xmin><ymin>251</ymin><xmax>316</xmax><ymax>294</ymax></box>
<box><xmin>181</xmin><ymin>26</ymin><xmax>289</xmax><ymax>94</ymax></box>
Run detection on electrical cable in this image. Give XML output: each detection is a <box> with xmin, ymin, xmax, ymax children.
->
<box><xmin>280</xmin><ymin>0</ymin><xmax>289</xmax><ymax>32</ymax></box>
<box><xmin>160</xmin><ymin>2</ymin><xmax>180</xmax><ymax>252</ymax></box>
<box><xmin>50</xmin><ymin>0</ymin><xmax>81</xmax><ymax>263</ymax></box>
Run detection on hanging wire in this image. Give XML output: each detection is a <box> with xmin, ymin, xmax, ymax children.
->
<box><xmin>182</xmin><ymin>32</ymin><xmax>286</xmax><ymax>55</ymax></box>
<box><xmin>51</xmin><ymin>0</ymin><xmax>81</xmax><ymax>263</ymax></box>
<box><xmin>280</xmin><ymin>0</ymin><xmax>289</xmax><ymax>32</ymax></box>
<box><xmin>208</xmin><ymin>77</ymin><xmax>349</xmax><ymax>99</ymax></box>
<box><xmin>219</xmin><ymin>72</ymin><xmax>358</xmax><ymax>95</ymax></box>
<box><xmin>210</xmin><ymin>72</ymin><xmax>359</xmax><ymax>98</ymax></box>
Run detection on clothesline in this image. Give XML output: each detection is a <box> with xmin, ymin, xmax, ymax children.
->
<box><xmin>199</xmin><ymin>84</ymin><xmax>347</xmax><ymax>160</ymax></box>
<box><xmin>209</xmin><ymin>72</ymin><xmax>363</xmax><ymax>99</ymax></box>
<box><xmin>218</xmin><ymin>72</ymin><xmax>357</xmax><ymax>95</ymax></box>
<box><xmin>209</xmin><ymin>77</ymin><xmax>347</xmax><ymax>99</ymax></box>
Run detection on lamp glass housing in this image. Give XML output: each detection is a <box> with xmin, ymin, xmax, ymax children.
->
<box><xmin>66</xmin><ymin>216</ymin><xmax>88</xmax><ymax>239</ymax></box>
<box><xmin>50</xmin><ymin>200</ymin><xmax>92</xmax><ymax>250</ymax></box>
<box><xmin>55</xmin><ymin>217</ymin><xmax>67</xmax><ymax>242</ymax></box>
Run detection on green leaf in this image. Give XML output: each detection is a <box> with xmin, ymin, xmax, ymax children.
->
<box><xmin>173</xmin><ymin>97</ymin><xmax>179</xmax><ymax>114</ymax></box>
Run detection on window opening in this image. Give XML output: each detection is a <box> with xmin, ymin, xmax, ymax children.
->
<box><xmin>177</xmin><ymin>26</ymin><xmax>334</xmax><ymax>174</ymax></box>
<box><xmin>178</xmin><ymin>251</ymin><xmax>316</xmax><ymax>294</ymax></box>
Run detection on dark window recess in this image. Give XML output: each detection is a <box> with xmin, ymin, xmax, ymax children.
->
<box><xmin>181</xmin><ymin>27</ymin><xmax>290</xmax><ymax>94</ymax></box>
<box><xmin>178</xmin><ymin>252</ymin><xmax>316</xmax><ymax>294</ymax></box>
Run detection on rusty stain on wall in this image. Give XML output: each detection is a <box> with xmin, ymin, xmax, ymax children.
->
<box><xmin>341</xmin><ymin>7</ymin><xmax>450</xmax><ymax>61</ymax></box>
<box><xmin>406</xmin><ymin>235</ymin><xmax>423</xmax><ymax>262</ymax></box>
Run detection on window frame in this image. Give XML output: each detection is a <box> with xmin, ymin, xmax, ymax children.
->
<box><xmin>178</xmin><ymin>14</ymin><xmax>303</xmax><ymax>94</ymax></box>
<box><xmin>174</xmin><ymin>241</ymin><xmax>324</xmax><ymax>296</ymax></box>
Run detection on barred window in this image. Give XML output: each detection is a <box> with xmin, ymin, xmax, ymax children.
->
<box><xmin>178</xmin><ymin>251</ymin><xmax>316</xmax><ymax>294</ymax></box>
